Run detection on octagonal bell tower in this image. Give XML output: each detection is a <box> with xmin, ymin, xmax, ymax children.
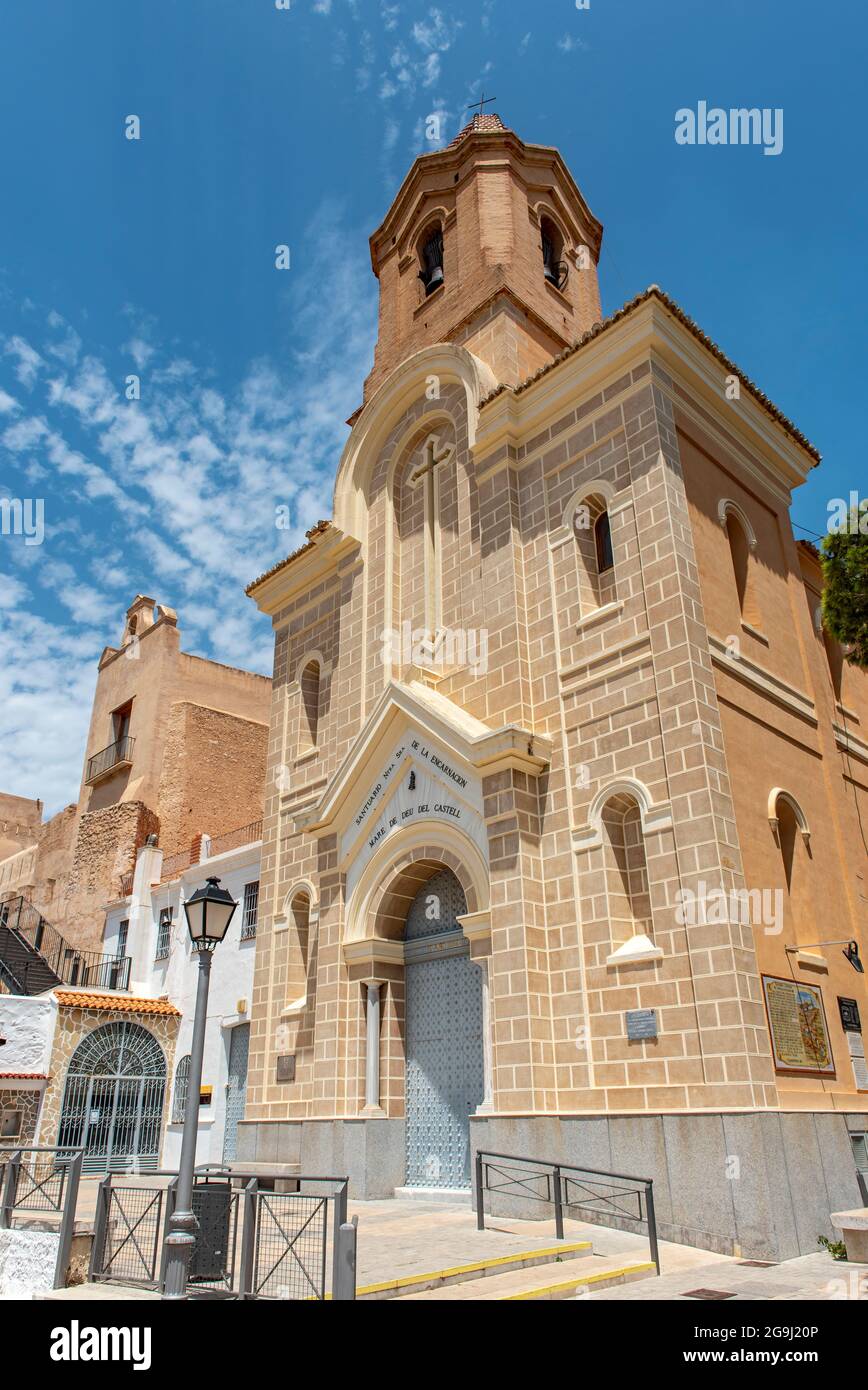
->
<box><xmin>362</xmin><ymin>112</ymin><xmax>604</xmax><ymax>402</ymax></box>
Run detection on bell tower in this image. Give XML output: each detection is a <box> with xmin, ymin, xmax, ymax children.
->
<box><xmin>363</xmin><ymin>112</ymin><xmax>604</xmax><ymax>401</ymax></box>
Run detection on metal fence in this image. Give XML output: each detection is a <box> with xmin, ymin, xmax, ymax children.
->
<box><xmin>0</xmin><ymin>1146</ymin><xmax>84</xmax><ymax>1289</ymax></box>
<box><xmin>475</xmin><ymin>1149</ymin><xmax>660</xmax><ymax>1275</ymax></box>
<box><xmin>90</xmin><ymin>1167</ymin><xmax>354</xmax><ymax>1299</ymax></box>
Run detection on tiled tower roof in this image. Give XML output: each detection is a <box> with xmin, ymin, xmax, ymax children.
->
<box><xmin>447</xmin><ymin>112</ymin><xmax>507</xmax><ymax>146</ymax></box>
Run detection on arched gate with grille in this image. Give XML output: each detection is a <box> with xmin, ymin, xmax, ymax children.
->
<box><xmin>57</xmin><ymin>1020</ymin><xmax>167</xmax><ymax>1175</ymax></box>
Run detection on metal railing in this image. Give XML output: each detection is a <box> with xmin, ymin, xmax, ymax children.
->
<box><xmin>0</xmin><ymin>1146</ymin><xmax>84</xmax><ymax>1289</ymax></box>
<box><xmin>475</xmin><ymin>1149</ymin><xmax>660</xmax><ymax>1276</ymax></box>
<box><xmin>85</xmin><ymin>735</ymin><xmax>135</xmax><ymax>784</ymax></box>
<box><xmin>0</xmin><ymin>895</ymin><xmax>131</xmax><ymax>992</ymax></box>
<box><xmin>207</xmin><ymin>820</ymin><xmax>263</xmax><ymax>858</ymax></box>
<box><xmin>90</xmin><ymin>1167</ymin><xmax>355</xmax><ymax>1299</ymax></box>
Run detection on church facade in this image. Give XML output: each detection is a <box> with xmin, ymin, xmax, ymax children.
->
<box><xmin>240</xmin><ymin>115</ymin><xmax>868</xmax><ymax>1258</ymax></box>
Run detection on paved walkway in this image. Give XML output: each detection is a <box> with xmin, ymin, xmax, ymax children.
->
<box><xmin>44</xmin><ymin>1184</ymin><xmax>868</xmax><ymax>1300</ymax></box>
<box><xmin>586</xmin><ymin>1250</ymin><xmax>868</xmax><ymax>1301</ymax></box>
<box><xmin>346</xmin><ymin>1198</ymin><xmax>731</xmax><ymax>1291</ymax></box>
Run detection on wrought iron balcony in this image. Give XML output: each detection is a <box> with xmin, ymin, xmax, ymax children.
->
<box><xmin>85</xmin><ymin>735</ymin><xmax>135</xmax><ymax>785</ymax></box>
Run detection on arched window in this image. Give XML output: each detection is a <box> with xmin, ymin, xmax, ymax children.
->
<box><xmin>600</xmin><ymin>792</ymin><xmax>653</xmax><ymax>948</ymax></box>
<box><xmin>571</xmin><ymin>489</ymin><xmax>617</xmax><ymax>612</ymax></box>
<box><xmin>172</xmin><ymin>1054</ymin><xmax>191</xmax><ymax>1124</ymax></box>
<box><xmin>720</xmin><ymin>501</ymin><xmax>762</xmax><ymax>629</ymax></box>
<box><xmin>417</xmin><ymin>224</ymin><xmax>444</xmax><ymax>296</ymax></box>
<box><xmin>540</xmin><ymin>215</ymin><xmax>567</xmax><ymax>288</ymax></box>
<box><xmin>299</xmin><ymin>659</ymin><xmax>320</xmax><ymax>752</ymax></box>
<box><xmin>816</xmin><ymin>610</ymin><xmax>844</xmax><ymax>703</ymax></box>
<box><xmin>290</xmin><ymin>891</ymin><xmax>311</xmax><ymax>974</ymax></box>
<box><xmin>594</xmin><ymin>511</ymin><xmax>614</xmax><ymax>574</ymax></box>
<box><xmin>769</xmin><ymin>789</ymin><xmax>813</xmax><ymax>941</ymax></box>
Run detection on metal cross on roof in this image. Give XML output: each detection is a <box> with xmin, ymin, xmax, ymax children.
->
<box><xmin>466</xmin><ymin>92</ymin><xmax>497</xmax><ymax>116</ymax></box>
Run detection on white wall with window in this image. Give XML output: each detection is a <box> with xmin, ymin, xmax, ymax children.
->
<box><xmin>102</xmin><ymin>836</ymin><xmax>260</xmax><ymax>1169</ymax></box>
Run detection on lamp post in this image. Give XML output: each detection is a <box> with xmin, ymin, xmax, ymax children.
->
<box><xmin>162</xmin><ymin>876</ymin><xmax>237</xmax><ymax>1300</ymax></box>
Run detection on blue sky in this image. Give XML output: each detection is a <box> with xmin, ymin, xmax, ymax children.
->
<box><xmin>1</xmin><ymin>0</ymin><xmax>866</xmax><ymax>812</ymax></box>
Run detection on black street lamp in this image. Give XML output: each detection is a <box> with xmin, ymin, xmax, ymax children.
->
<box><xmin>162</xmin><ymin>876</ymin><xmax>237</xmax><ymax>1300</ymax></box>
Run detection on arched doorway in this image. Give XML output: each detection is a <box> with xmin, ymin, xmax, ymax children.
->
<box><xmin>57</xmin><ymin>1021</ymin><xmax>166</xmax><ymax>1175</ymax></box>
<box><xmin>403</xmin><ymin>868</ymin><xmax>484</xmax><ymax>1189</ymax></box>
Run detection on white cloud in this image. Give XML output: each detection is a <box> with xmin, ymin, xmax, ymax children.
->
<box><xmin>4</xmin><ymin>336</ymin><xmax>43</xmax><ymax>388</ymax></box>
<box><xmin>0</xmin><ymin>199</ymin><xmax>378</xmax><ymax>810</ymax></box>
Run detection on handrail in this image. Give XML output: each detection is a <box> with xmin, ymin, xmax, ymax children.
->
<box><xmin>1</xmin><ymin>895</ymin><xmax>131</xmax><ymax>992</ymax></box>
<box><xmin>0</xmin><ymin>1146</ymin><xmax>83</xmax><ymax>1288</ymax></box>
<box><xmin>474</xmin><ymin>1148</ymin><xmax>660</xmax><ymax>1276</ymax></box>
<box><xmin>89</xmin><ymin>1167</ymin><xmax>352</xmax><ymax>1299</ymax></box>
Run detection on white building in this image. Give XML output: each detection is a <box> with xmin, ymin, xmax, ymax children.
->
<box><xmin>1</xmin><ymin>825</ymin><xmax>260</xmax><ymax>1175</ymax></box>
<box><xmin>102</xmin><ymin>832</ymin><xmax>261</xmax><ymax>1169</ymax></box>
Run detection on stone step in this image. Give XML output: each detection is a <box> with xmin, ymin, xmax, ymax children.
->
<box><xmin>392</xmin><ymin>1186</ymin><xmax>473</xmax><ymax>1204</ymax></box>
<box><xmin>357</xmin><ymin>1239</ymin><xmax>594</xmax><ymax>1300</ymax></box>
<box><xmin>391</xmin><ymin>1252</ymin><xmax>657</xmax><ymax>1301</ymax></box>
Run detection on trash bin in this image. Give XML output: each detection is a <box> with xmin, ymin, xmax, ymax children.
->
<box><xmin>190</xmin><ymin>1181</ymin><xmax>233</xmax><ymax>1282</ymax></box>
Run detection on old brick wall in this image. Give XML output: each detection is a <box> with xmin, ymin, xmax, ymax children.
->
<box><xmin>156</xmin><ymin>702</ymin><xmax>268</xmax><ymax>857</ymax></box>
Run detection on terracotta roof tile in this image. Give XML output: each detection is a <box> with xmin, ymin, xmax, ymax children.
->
<box><xmin>246</xmin><ymin>520</ymin><xmax>332</xmax><ymax>596</ymax></box>
<box><xmin>55</xmin><ymin>991</ymin><xmax>181</xmax><ymax>1016</ymax></box>
<box><xmin>481</xmin><ymin>285</ymin><xmax>820</xmax><ymax>463</ymax></box>
<box><xmin>0</xmin><ymin>1072</ymin><xmax>49</xmax><ymax>1080</ymax></box>
<box><xmin>797</xmin><ymin>537</ymin><xmax>823</xmax><ymax>562</ymax></box>
<box><xmin>447</xmin><ymin>112</ymin><xmax>507</xmax><ymax>147</ymax></box>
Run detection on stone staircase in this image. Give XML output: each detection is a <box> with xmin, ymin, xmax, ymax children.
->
<box><xmin>358</xmin><ymin>1240</ymin><xmax>656</xmax><ymax>1301</ymax></box>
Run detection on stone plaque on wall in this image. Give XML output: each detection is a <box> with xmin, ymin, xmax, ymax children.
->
<box><xmin>626</xmin><ymin>1009</ymin><xmax>658</xmax><ymax>1041</ymax></box>
<box><xmin>276</xmin><ymin>1054</ymin><xmax>296</xmax><ymax>1083</ymax></box>
<box><xmin>839</xmin><ymin>997</ymin><xmax>862</xmax><ymax>1033</ymax></box>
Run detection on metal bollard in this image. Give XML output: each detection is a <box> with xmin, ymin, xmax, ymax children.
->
<box><xmin>333</xmin><ymin>1216</ymin><xmax>358</xmax><ymax>1301</ymax></box>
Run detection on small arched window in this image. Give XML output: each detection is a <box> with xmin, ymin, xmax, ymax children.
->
<box><xmin>769</xmin><ymin>789</ymin><xmax>813</xmax><ymax>940</ymax></box>
<box><xmin>299</xmin><ymin>659</ymin><xmax>320</xmax><ymax>752</ymax></box>
<box><xmin>290</xmin><ymin>891</ymin><xmax>311</xmax><ymax>974</ymax></box>
<box><xmin>721</xmin><ymin>503</ymin><xmax>762</xmax><ymax>629</ymax></box>
<box><xmin>417</xmin><ymin>225</ymin><xmax>444</xmax><ymax>296</ymax></box>
<box><xmin>817</xmin><ymin>612</ymin><xmax>844</xmax><ymax>703</ymax></box>
<box><xmin>540</xmin><ymin>216</ymin><xmax>567</xmax><ymax>289</ymax></box>
<box><xmin>594</xmin><ymin>511</ymin><xmax>614</xmax><ymax>574</ymax></box>
<box><xmin>571</xmin><ymin>488</ymin><xmax>617</xmax><ymax>614</ymax></box>
<box><xmin>172</xmin><ymin>1054</ymin><xmax>190</xmax><ymax>1124</ymax></box>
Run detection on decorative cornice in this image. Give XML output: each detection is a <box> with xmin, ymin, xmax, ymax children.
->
<box><xmin>709</xmin><ymin>635</ymin><xmax>817</xmax><ymax>725</ymax></box>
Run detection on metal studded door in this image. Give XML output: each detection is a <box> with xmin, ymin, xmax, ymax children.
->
<box><xmin>56</xmin><ymin>1021</ymin><xmax>166</xmax><ymax>1175</ymax></box>
<box><xmin>222</xmin><ymin>1023</ymin><xmax>250</xmax><ymax>1164</ymax></box>
<box><xmin>404</xmin><ymin>870</ymin><xmax>484</xmax><ymax>1189</ymax></box>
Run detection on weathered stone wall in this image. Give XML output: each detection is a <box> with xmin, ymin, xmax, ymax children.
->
<box><xmin>0</xmin><ymin>792</ymin><xmax>42</xmax><ymax>861</ymax></box>
<box><xmin>51</xmin><ymin>802</ymin><xmax>159</xmax><ymax>954</ymax></box>
<box><xmin>0</xmin><ymin>1087</ymin><xmax>41</xmax><ymax>1151</ymax></box>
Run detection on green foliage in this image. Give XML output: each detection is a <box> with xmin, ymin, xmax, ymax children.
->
<box><xmin>817</xmin><ymin>1234</ymin><xmax>848</xmax><ymax>1261</ymax></box>
<box><xmin>821</xmin><ymin>504</ymin><xmax>868</xmax><ymax>669</ymax></box>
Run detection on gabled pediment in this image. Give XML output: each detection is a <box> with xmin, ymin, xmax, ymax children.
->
<box><xmin>294</xmin><ymin>679</ymin><xmax>550</xmax><ymax>840</ymax></box>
